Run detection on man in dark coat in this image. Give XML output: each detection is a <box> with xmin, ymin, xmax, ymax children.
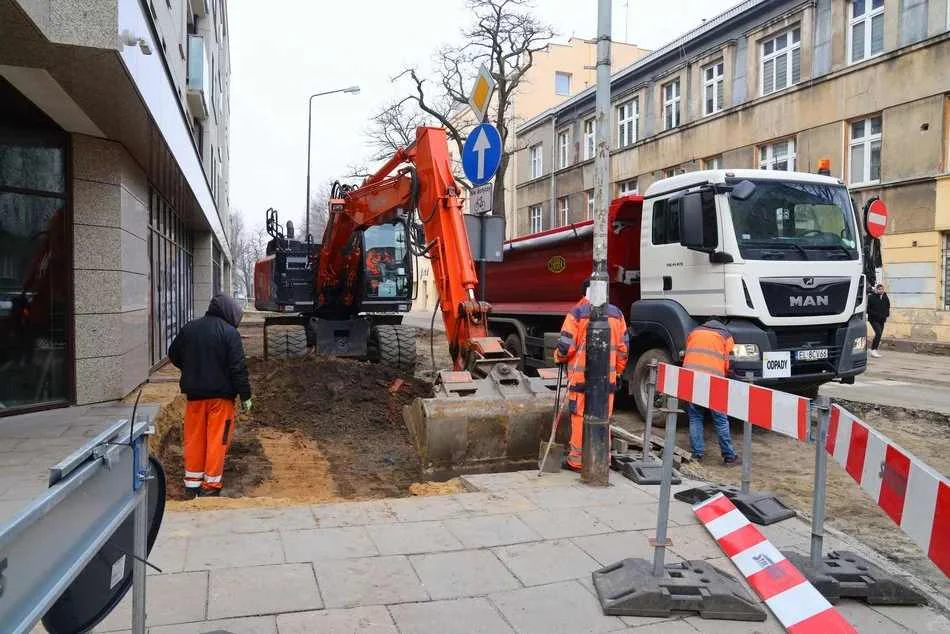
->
<box><xmin>169</xmin><ymin>294</ymin><xmax>252</xmax><ymax>497</ymax></box>
<box><xmin>868</xmin><ymin>282</ymin><xmax>890</xmax><ymax>358</ymax></box>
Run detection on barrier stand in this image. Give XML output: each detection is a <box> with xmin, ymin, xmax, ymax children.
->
<box><xmin>613</xmin><ymin>360</ymin><xmax>680</xmax><ymax>485</ymax></box>
<box><xmin>782</xmin><ymin>396</ymin><xmax>927</xmax><ymax>605</ymax></box>
<box><xmin>593</xmin><ymin>395</ymin><xmax>766</xmax><ymax>621</ymax></box>
<box><xmin>673</xmin><ymin>372</ymin><xmax>795</xmax><ymax>525</ymax></box>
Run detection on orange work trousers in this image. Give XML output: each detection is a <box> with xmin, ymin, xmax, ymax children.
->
<box><xmin>566</xmin><ymin>393</ymin><xmax>615</xmax><ymax>471</ymax></box>
<box><xmin>183</xmin><ymin>398</ymin><xmax>236</xmax><ymax>491</ymax></box>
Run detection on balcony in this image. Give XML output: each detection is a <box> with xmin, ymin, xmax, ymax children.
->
<box><xmin>186</xmin><ymin>34</ymin><xmax>209</xmax><ymax>120</ymax></box>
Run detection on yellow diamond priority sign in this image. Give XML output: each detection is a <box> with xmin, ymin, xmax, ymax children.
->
<box><xmin>468</xmin><ymin>64</ymin><xmax>496</xmax><ymax>123</ymax></box>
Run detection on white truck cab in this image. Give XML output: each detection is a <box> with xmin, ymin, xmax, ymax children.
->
<box><xmin>632</xmin><ymin>169</ymin><xmax>867</xmax><ymax>401</ymax></box>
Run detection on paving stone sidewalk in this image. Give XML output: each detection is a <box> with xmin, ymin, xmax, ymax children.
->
<box><xmin>93</xmin><ymin>470</ymin><xmax>950</xmax><ymax>633</ymax></box>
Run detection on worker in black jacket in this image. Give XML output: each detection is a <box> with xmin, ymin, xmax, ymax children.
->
<box><xmin>169</xmin><ymin>294</ymin><xmax>252</xmax><ymax>497</ymax></box>
<box><xmin>868</xmin><ymin>282</ymin><xmax>890</xmax><ymax>358</ymax></box>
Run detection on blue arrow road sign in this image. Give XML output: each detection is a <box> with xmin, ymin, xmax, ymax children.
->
<box><xmin>462</xmin><ymin>123</ymin><xmax>502</xmax><ymax>186</ymax></box>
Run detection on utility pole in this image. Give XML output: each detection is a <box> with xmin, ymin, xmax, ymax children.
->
<box><xmin>582</xmin><ymin>0</ymin><xmax>612</xmax><ymax>486</ymax></box>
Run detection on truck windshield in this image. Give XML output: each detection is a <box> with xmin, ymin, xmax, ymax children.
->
<box><xmin>729</xmin><ymin>180</ymin><xmax>858</xmax><ymax>261</ymax></box>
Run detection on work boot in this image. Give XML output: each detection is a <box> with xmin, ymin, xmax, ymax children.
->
<box><xmin>691</xmin><ymin>453</ymin><xmax>704</xmax><ymax>463</ymax></box>
<box><xmin>724</xmin><ymin>455</ymin><xmax>742</xmax><ymax>467</ymax></box>
<box><xmin>183</xmin><ymin>487</ymin><xmax>200</xmax><ymax>500</ymax></box>
<box><xmin>198</xmin><ymin>487</ymin><xmax>222</xmax><ymax>498</ymax></box>
<box><xmin>870</xmin><ymin>349</ymin><xmax>882</xmax><ymax>358</ymax></box>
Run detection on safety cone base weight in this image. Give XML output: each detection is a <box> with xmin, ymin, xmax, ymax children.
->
<box><xmin>611</xmin><ymin>454</ymin><xmax>681</xmax><ymax>485</ymax></box>
<box><xmin>782</xmin><ymin>550</ymin><xmax>928</xmax><ymax>606</ymax></box>
<box><xmin>592</xmin><ymin>558</ymin><xmax>767</xmax><ymax>621</ymax></box>
<box><xmin>674</xmin><ymin>484</ymin><xmax>795</xmax><ymax>526</ymax></box>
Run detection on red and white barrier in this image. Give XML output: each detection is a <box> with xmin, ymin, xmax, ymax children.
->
<box><xmin>694</xmin><ymin>494</ymin><xmax>856</xmax><ymax>633</ymax></box>
<box><xmin>656</xmin><ymin>363</ymin><xmax>810</xmax><ymax>442</ymax></box>
<box><xmin>827</xmin><ymin>404</ymin><xmax>950</xmax><ymax>577</ymax></box>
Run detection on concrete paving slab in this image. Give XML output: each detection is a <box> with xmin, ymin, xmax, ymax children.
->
<box><xmin>493</xmin><ymin>539</ymin><xmax>600</xmax><ymax>586</ymax></box>
<box><xmin>871</xmin><ymin>605</ymin><xmax>950</xmax><ymax>632</ymax></box>
<box><xmin>281</xmin><ymin>526</ymin><xmax>378</xmax><ymax>561</ymax></box>
<box><xmin>834</xmin><ymin>599</ymin><xmax>912</xmax><ymax>632</ymax></box>
<box><xmin>96</xmin><ymin>571</ymin><xmax>208</xmax><ymax>631</ymax></box>
<box><xmin>314</xmin><ymin>555</ymin><xmax>428</xmax><ymax>608</ymax></box>
<box><xmin>571</xmin><ymin>530</ymin><xmax>662</xmax><ymax>566</ymax></box>
<box><xmin>666</xmin><ymin>524</ymin><xmax>727</xmax><ymax>561</ymax></box>
<box><xmin>410</xmin><ymin>550</ymin><xmax>521</xmax><ymax>600</ymax></box>
<box><xmin>453</xmin><ymin>490</ymin><xmax>538</xmax><ymax>515</ymax></box>
<box><xmin>682</xmin><ymin>614</ymin><xmax>783</xmax><ymax>633</ymax></box>
<box><xmin>312</xmin><ymin>499</ymin><xmax>396</xmax><ymax>527</ymax></box>
<box><xmin>276</xmin><ymin>606</ymin><xmax>397</xmax><ymax>633</ymax></box>
<box><xmin>185</xmin><ymin>531</ymin><xmax>284</xmax><ymax>570</ymax></box>
<box><xmin>611</xmin><ymin>620</ymin><xmax>700</xmax><ymax>633</ymax></box>
<box><xmin>386</xmin><ymin>495</ymin><xmax>467</xmax><ymax>522</ymax></box>
<box><xmin>444</xmin><ymin>514</ymin><xmax>540</xmax><ymax>548</ymax></box>
<box><xmin>516</xmin><ymin>508</ymin><xmax>613</xmax><ymax>539</ymax></box>
<box><xmin>207</xmin><ymin>563</ymin><xmax>322</xmax><ymax>619</ymax></box>
<box><xmin>147</xmin><ymin>535</ymin><xmax>187</xmax><ymax>575</ymax></box>
<box><xmin>584</xmin><ymin>503</ymin><xmax>658</xmax><ymax>532</ymax></box>
<box><xmin>489</xmin><ymin>580</ymin><xmax>624</xmax><ymax>634</ymax></box>
<box><xmin>667</xmin><ymin>499</ymin><xmax>702</xmax><ymax>526</ymax></box>
<box><xmin>194</xmin><ymin>506</ymin><xmax>318</xmax><ymax>534</ymax></box>
<box><xmin>389</xmin><ymin>598</ymin><xmax>515</xmax><ymax>634</ymax></box>
<box><xmin>367</xmin><ymin>520</ymin><xmax>464</xmax><ymax>555</ymax></box>
<box><xmin>521</xmin><ymin>483</ymin><xmax>655</xmax><ymax>511</ymax></box>
<box><xmin>147</xmin><ymin>616</ymin><xmax>277</xmax><ymax>634</ymax></box>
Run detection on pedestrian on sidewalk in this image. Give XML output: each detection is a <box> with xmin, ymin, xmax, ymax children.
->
<box><xmin>169</xmin><ymin>294</ymin><xmax>252</xmax><ymax>498</ymax></box>
<box><xmin>683</xmin><ymin>319</ymin><xmax>740</xmax><ymax>466</ymax></box>
<box><xmin>554</xmin><ymin>280</ymin><xmax>629</xmax><ymax>472</ymax></box>
<box><xmin>868</xmin><ymin>282</ymin><xmax>890</xmax><ymax>358</ymax></box>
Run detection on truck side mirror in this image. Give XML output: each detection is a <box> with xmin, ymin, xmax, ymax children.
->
<box><xmin>679</xmin><ymin>191</ymin><xmax>718</xmax><ymax>253</ymax></box>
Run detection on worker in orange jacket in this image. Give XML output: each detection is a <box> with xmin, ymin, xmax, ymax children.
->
<box><xmin>683</xmin><ymin>319</ymin><xmax>740</xmax><ymax>465</ymax></box>
<box><xmin>554</xmin><ymin>282</ymin><xmax>629</xmax><ymax>472</ymax></box>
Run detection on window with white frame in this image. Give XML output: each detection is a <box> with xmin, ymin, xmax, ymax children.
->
<box><xmin>618</xmin><ymin>179</ymin><xmax>638</xmax><ymax>195</ymax></box>
<box><xmin>849</xmin><ymin>0</ymin><xmax>884</xmax><ymax>63</ymax></box>
<box><xmin>703</xmin><ymin>156</ymin><xmax>723</xmax><ymax>170</ymax></box>
<box><xmin>849</xmin><ymin>115</ymin><xmax>882</xmax><ymax>184</ymax></box>
<box><xmin>665</xmin><ymin>168</ymin><xmax>676</xmax><ymax>179</ymax></box>
<box><xmin>555</xmin><ymin>71</ymin><xmax>572</xmax><ymax>96</ymax></box>
<box><xmin>529</xmin><ymin>143</ymin><xmax>542</xmax><ymax>179</ymax></box>
<box><xmin>663</xmin><ymin>79</ymin><xmax>680</xmax><ymax>130</ymax></box>
<box><xmin>759</xmin><ymin>139</ymin><xmax>796</xmax><ymax>171</ymax></box>
<box><xmin>583</xmin><ymin>118</ymin><xmax>596</xmax><ymax>160</ymax></box>
<box><xmin>529</xmin><ymin>205</ymin><xmax>543</xmax><ymax>233</ymax></box>
<box><xmin>557</xmin><ymin>196</ymin><xmax>570</xmax><ymax>226</ymax></box>
<box><xmin>761</xmin><ymin>27</ymin><xmax>801</xmax><ymax>95</ymax></box>
<box><xmin>557</xmin><ymin>130</ymin><xmax>570</xmax><ymax>169</ymax></box>
<box><xmin>617</xmin><ymin>99</ymin><xmax>638</xmax><ymax>147</ymax></box>
<box><xmin>703</xmin><ymin>61</ymin><xmax>725</xmax><ymax>116</ymax></box>
<box><xmin>586</xmin><ymin>190</ymin><xmax>594</xmax><ymax>219</ymax></box>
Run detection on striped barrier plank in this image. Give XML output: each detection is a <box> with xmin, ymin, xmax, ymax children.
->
<box><xmin>656</xmin><ymin>363</ymin><xmax>810</xmax><ymax>442</ymax></box>
<box><xmin>827</xmin><ymin>404</ymin><xmax>950</xmax><ymax>578</ymax></box>
<box><xmin>694</xmin><ymin>493</ymin><xmax>856</xmax><ymax>633</ymax></box>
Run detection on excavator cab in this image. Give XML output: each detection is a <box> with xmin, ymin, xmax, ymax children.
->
<box><xmin>360</xmin><ymin>222</ymin><xmax>413</xmax><ymax>312</ymax></box>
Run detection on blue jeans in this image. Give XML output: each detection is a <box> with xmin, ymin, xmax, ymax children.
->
<box><xmin>688</xmin><ymin>403</ymin><xmax>737</xmax><ymax>460</ymax></box>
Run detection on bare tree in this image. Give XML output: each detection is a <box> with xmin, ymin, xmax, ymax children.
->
<box><xmin>229</xmin><ymin>211</ymin><xmax>264</xmax><ymax>298</ymax></box>
<box><xmin>392</xmin><ymin>0</ymin><xmax>554</xmax><ymax>219</ymax></box>
<box><xmin>301</xmin><ymin>180</ymin><xmax>334</xmax><ymax>243</ymax></box>
<box><xmin>365</xmin><ymin>97</ymin><xmax>432</xmax><ymax>160</ymax></box>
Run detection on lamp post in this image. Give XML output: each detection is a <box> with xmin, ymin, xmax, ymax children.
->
<box><xmin>305</xmin><ymin>85</ymin><xmax>360</xmax><ymax>240</ymax></box>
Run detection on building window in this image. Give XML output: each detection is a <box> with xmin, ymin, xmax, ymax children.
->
<box><xmin>703</xmin><ymin>61</ymin><xmax>725</xmax><ymax>115</ymax></box>
<box><xmin>703</xmin><ymin>156</ymin><xmax>723</xmax><ymax>170</ymax></box>
<box><xmin>529</xmin><ymin>144</ymin><xmax>543</xmax><ymax>179</ymax></box>
<box><xmin>555</xmin><ymin>71</ymin><xmax>572</xmax><ymax>96</ymax></box>
<box><xmin>944</xmin><ymin>233</ymin><xmax>950</xmax><ymax>310</ymax></box>
<box><xmin>849</xmin><ymin>0</ymin><xmax>885</xmax><ymax>63</ymax></box>
<box><xmin>663</xmin><ymin>79</ymin><xmax>680</xmax><ymax>130</ymax></box>
<box><xmin>759</xmin><ymin>139</ymin><xmax>796</xmax><ymax>171</ymax></box>
<box><xmin>557</xmin><ymin>196</ymin><xmax>570</xmax><ymax>226</ymax></box>
<box><xmin>617</xmin><ymin>99</ymin><xmax>638</xmax><ymax>147</ymax></box>
<box><xmin>149</xmin><ymin>189</ymin><xmax>195</xmax><ymax>368</ymax></box>
<box><xmin>586</xmin><ymin>190</ymin><xmax>594</xmax><ymax>219</ymax></box>
<box><xmin>849</xmin><ymin>115</ymin><xmax>882</xmax><ymax>184</ymax></box>
<box><xmin>557</xmin><ymin>130</ymin><xmax>569</xmax><ymax>169</ymax></box>
<box><xmin>529</xmin><ymin>205</ymin><xmax>543</xmax><ymax>233</ymax></box>
<box><xmin>618</xmin><ymin>179</ymin><xmax>638</xmax><ymax>195</ymax></box>
<box><xmin>583</xmin><ymin>118</ymin><xmax>596</xmax><ymax>160</ymax></box>
<box><xmin>761</xmin><ymin>27</ymin><xmax>801</xmax><ymax>95</ymax></box>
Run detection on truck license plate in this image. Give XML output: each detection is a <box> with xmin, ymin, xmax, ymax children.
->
<box><xmin>796</xmin><ymin>349</ymin><xmax>829</xmax><ymax>361</ymax></box>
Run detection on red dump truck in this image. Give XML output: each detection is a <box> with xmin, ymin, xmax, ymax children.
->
<box><xmin>485</xmin><ymin>169</ymin><xmax>872</xmax><ymax>417</ymax></box>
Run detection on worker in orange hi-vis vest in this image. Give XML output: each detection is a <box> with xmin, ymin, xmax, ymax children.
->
<box><xmin>554</xmin><ymin>281</ymin><xmax>629</xmax><ymax>472</ymax></box>
<box><xmin>683</xmin><ymin>319</ymin><xmax>740</xmax><ymax>466</ymax></box>
<box><xmin>168</xmin><ymin>294</ymin><xmax>252</xmax><ymax>498</ymax></box>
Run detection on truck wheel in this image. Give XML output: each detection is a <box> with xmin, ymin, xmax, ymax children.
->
<box><xmin>370</xmin><ymin>325</ymin><xmax>417</xmax><ymax>373</ymax></box>
<box><xmin>632</xmin><ymin>348</ymin><xmax>672</xmax><ymax>419</ymax></box>
<box><xmin>266</xmin><ymin>325</ymin><xmax>307</xmax><ymax>359</ymax></box>
<box><xmin>393</xmin><ymin>325</ymin><xmax>418</xmax><ymax>372</ymax></box>
<box><xmin>503</xmin><ymin>333</ymin><xmax>525</xmax><ymax>372</ymax></box>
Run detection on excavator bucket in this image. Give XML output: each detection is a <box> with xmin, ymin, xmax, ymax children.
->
<box><xmin>403</xmin><ymin>365</ymin><xmax>566</xmax><ymax>479</ymax></box>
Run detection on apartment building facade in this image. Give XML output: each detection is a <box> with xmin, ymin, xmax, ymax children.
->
<box><xmin>0</xmin><ymin>0</ymin><xmax>232</xmax><ymax>414</ymax></box>
<box><xmin>514</xmin><ymin>0</ymin><xmax>950</xmax><ymax>343</ymax></box>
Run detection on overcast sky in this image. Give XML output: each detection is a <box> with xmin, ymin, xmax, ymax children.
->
<box><xmin>228</xmin><ymin>0</ymin><xmax>739</xmax><ymax>230</ymax></box>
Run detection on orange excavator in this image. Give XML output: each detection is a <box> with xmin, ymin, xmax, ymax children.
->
<box><xmin>255</xmin><ymin>127</ymin><xmax>560</xmax><ymax>476</ymax></box>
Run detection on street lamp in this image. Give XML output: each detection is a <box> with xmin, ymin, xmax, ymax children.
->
<box><xmin>305</xmin><ymin>85</ymin><xmax>361</xmax><ymax>241</ymax></box>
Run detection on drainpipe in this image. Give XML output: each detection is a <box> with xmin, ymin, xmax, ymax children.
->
<box><xmin>549</xmin><ymin>113</ymin><xmax>558</xmax><ymax>228</ymax></box>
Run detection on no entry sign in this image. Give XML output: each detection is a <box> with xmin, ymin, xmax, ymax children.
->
<box><xmin>865</xmin><ymin>198</ymin><xmax>888</xmax><ymax>239</ymax></box>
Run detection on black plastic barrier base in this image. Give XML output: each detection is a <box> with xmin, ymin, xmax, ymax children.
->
<box><xmin>593</xmin><ymin>558</ymin><xmax>767</xmax><ymax>621</ymax></box>
<box><xmin>674</xmin><ymin>484</ymin><xmax>795</xmax><ymax>526</ymax></box>
<box><xmin>610</xmin><ymin>454</ymin><xmax>682</xmax><ymax>486</ymax></box>
<box><xmin>783</xmin><ymin>550</ymin><xmax>928</xmax><ymax>606</ymax></box>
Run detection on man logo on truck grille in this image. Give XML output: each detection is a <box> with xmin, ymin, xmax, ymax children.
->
<box><xmin>547</xmin><ymin>256</ymin><xmax>567</xmax><ymax>273</ymax></box>
<box><xmin>790</xmin><ymin>295</ymin><xmax>829</xmax><ymax>307</ymax></box>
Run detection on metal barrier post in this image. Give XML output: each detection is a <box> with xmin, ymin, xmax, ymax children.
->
<box><xmin>132</xmin><ymin>432</ymin><xmax>150</xmax><ymax>634</ymax></box>
<box><xmin>651</xmin><ymin>396</ymin><xmax>678</xmax><ymax>576</ymax></box>
<box><xmin>740</xmin><ymin>372</ymin><xmax>754</xmax><ymax>495</ymax></box>
<box><xmin>809</xmin><ymin>395</ymin><xmax>830</xmax><ymax>567</ymax></box>
<box><xmin>642</xmin><ymin>360</ymin><xmax>658</xmax><ymax>461</ymax></box>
